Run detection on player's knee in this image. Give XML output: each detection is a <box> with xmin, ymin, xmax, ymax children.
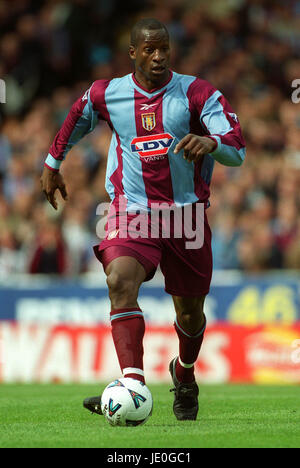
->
<box><xmin>178</xmin><ymin>309</ymin><xmax>205</xmax><ymax>336</ymax></box>
<box><xmin>106</xmin><ymin>270</ymin><xmax>139</xmax><ymax>304</ymax></box>
<box><xmin>178</xmin><ymin>306</ymin><xmax>205</xmax><ymax>325</ymax></box>
<box><xmin>174</xmin><ymin>296</ymin><xmax>206</xmax><ymax>333</ymax></box>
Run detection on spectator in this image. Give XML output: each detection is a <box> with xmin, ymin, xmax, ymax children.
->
<box><xmin>29</xmin><ymin>221</ymin><xmax>67</xmax><ymax>275</ymax></box>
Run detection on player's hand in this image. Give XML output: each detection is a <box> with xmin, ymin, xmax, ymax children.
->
<box><xmin>40</xmin><ymin>166</ymin><xmax>68</xmax><ymax>210</ymax></box>
<box><xmin>174</xmin><ymin>134</ymin><xmax>217</xmax><ymax>163</ymax></box>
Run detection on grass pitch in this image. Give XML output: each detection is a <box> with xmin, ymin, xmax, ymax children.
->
<box><xmin>0</xmin><ymin>383</ymin><xmax>299</xmax><ymax>448</ymax></box>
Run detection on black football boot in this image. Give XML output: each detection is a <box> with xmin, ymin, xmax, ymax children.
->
<box><xmin>83</xmin><ymin>395</ymin><xmax>103</xmax><ymax>415</ymax></box>
<box><xmin>169</xmin><ymin>357</ymin><xmax>199</xmax><ymax>421</ymax></box>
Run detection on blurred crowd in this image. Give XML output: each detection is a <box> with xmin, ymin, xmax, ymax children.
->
<box><xmin>0</xmin><ymin>0</ymin><xmax>300</xmax><ymax>276</ymax></box>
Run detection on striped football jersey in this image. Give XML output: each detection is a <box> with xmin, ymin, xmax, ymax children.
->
<box><xmin>45</xmin><ymin>71</ymin><xmax>246</xmax><ymax>211</ymax></box>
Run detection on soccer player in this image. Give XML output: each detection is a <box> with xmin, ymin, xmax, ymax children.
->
<box><xmin>41</xmin><ymin>18</ymin><xmax>245</xmax><ymax>421</ymax></box>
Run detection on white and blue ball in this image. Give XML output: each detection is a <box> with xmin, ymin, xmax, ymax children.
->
<box><xmin>101</xmin><ymin>377</ymin><xmax>153</xmax><ymax>427</ymax></box>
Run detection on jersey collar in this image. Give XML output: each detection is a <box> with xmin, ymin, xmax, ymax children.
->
<box><xmin>131</xmin><ymin>70</ymin><xmax>173</xmax><ymax>96</ymax></box>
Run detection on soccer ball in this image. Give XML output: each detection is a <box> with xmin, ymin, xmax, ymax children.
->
<box><xmin>101</xmin><ymin>378</ymin><xmax>153</xmax><ymax>427</ymax></box>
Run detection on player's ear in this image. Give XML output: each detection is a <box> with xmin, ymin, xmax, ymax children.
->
<box><xmin>129</xmin><ymin>45</ymin><xmax>136</xmax><ymax>61</ymax></box>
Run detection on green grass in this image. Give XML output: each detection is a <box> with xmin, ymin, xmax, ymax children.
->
<box><xmin>0</xmin><ymin>383</ymin><xmax>299</xmax><ymax>448</ymax></box>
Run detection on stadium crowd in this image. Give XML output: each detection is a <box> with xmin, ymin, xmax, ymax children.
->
<box><xmin>0</xmin><ymin>0</ymin><xmax>299</xmax><ymax>276</ymax></box>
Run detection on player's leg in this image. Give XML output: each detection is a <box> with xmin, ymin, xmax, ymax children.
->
<box><xmin>172</xmin><ymin>295</ymin><xmax>206</xmax><ymax>384</ymax></box>
<box><xmin>84</xmin><ymin>209</ymin><xmax>161</xmax><ymax>415</ymax></box>
<box><xmin>105</xmin><ymin>255</ymin><xmax>148</xmax><ymax>383</ymax></box>
<box><xmin>160</xmin><ymin>208</ymin><xmax>212</xmax><ymax>420</ymax></box>
<box><xmin>83</xmin><ymin>253</ymin><xmax>151</xmax><ymax>416</ymax></box>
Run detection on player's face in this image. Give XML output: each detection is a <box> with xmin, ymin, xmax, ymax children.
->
<box><xmin>130</xmin><ymin>29</ymin><xmax>171</xmax><ymax>87</ymax></box>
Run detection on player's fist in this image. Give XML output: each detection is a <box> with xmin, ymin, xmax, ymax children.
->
<box><xmin>40</xmin><ymin>166</ymin><xmax>68</xmax><ymax>210</ymax></box>
<box><xmin>174</xmin><ymin>134</ymin><xmax>217</xmax><ymax>163</ymax></box>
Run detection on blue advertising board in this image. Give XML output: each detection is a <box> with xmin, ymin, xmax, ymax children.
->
<box><xmin>0</xmin><ymin>272</ymin><xmax>299</xmax><ymax>325</ymax></box>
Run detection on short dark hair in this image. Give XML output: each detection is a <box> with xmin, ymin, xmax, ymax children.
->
<box><xmin>130</xmin><ymin>18</ymin><xmax>169</xmax><ymax>47</ymax></box>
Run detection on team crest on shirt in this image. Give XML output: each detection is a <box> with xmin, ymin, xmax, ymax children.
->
<box><xmin>141</xmin><ymin>113</ymin><xmax>156</xmax><ymax>131</ymax></box>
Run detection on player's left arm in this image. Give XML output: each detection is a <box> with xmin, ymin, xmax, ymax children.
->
<box><xmin>175</xmin><ymin>88</ymin><xmax>246</xmax><ymax>166</ymax></box>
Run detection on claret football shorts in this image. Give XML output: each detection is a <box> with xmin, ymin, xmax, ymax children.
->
<box><xmin>94</xmin><ymin>203</ymin><xmax>212</xmax><ymax>297</ymax></box>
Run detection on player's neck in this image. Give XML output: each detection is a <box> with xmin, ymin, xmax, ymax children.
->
<box><xmin>133</xmin><ymin>69</ymin><xmax>171</xmax><ymax>92</ymax></box>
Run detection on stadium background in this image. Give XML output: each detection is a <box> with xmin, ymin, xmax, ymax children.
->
<box><xmin>0</xmin><ymin>0</ymin><xmax>300</xmax><ymax>384</ymax></box>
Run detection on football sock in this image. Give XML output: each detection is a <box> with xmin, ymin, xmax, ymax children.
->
<box><xmin>174</xmin><ymin>315</ymin><xmax>207</xmax><ymax>383</ymax></box>
<box><xmin>110</xmin><ymin>308</ymin><xmax>146</xmax><ymax>384</ymax></box>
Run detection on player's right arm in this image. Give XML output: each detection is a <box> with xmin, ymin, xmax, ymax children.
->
<box><xmin>41</xmin><ymin>81</ymin><xmax>109</xmax><ymax>209</ymax></box>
